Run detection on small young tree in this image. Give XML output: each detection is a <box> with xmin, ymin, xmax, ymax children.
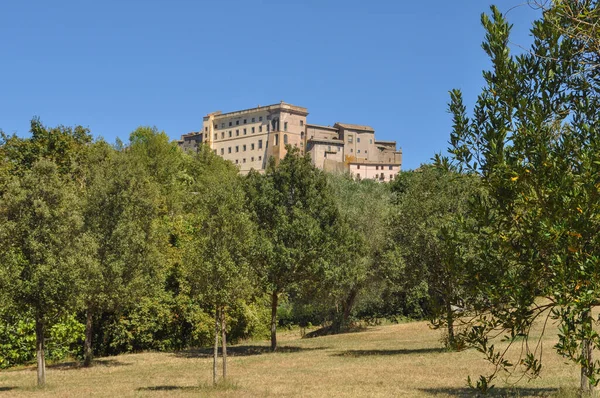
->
<box><xmin>182</xmin><ymin>147</ymin><xmax>257</xmax><ymax>384</ymax></box>
<box><xmin>447</xmin><ymin>4</ymin><xmax>600</xmax><ymax>392</ymax></box>
<box><xmin>0</xmin><ymin>160</ymin><xmax>89</xmax><ymax>386</ymax></box>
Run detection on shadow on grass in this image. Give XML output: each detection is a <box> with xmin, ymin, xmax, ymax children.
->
<box><xmin>45</xmin><ymin>358</ymin><xmax>130</xmax><ymax>371</ymax></box>
<box><xmin>138</xmin><ymin>380</ymin><xmax>238</xmax><ymax>393</ymax></box>
<box><xmin>174</xmin><ymin>345</ymin><xmax>328</xmax><ymax>359</ymax></box>
<box><xmin>333</xmin><ymin>347</ymin><xmax>447</xmax><ymax>357</ymax></box>
<box><xmin>420</xmin><ymin>386</ymin><xmax>557</xmax><ymax>397</ymax></box>
<box><xmin>138</xmin><ymin>386</ymin><xmax>200</xmax><ymax>392</ymax></box>
<box><xmin>0</xmin><ymin>387</ymin><xmax>16</xmax><ymax>392</ymax></box>
<box><xmin>303</xmin><ymin>324</ymin><xmax>369</xmax><ymax>339</ymax></box>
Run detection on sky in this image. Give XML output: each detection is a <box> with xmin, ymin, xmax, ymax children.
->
<box><xmin>0</xmin><ymin>1</ymin><xmax>542</xmax><ymax>170</ymax></box>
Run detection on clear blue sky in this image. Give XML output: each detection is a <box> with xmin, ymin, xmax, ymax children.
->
<box><xmin>0</xmin><ymin>1</ymin><xmax>541</xmax><ymax>170</ymax></box>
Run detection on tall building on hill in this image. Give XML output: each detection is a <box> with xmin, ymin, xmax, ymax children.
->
<box><xmin>178</xmin><ymin>101</ymin><xmax>402</xmax><ymax>181</ymax></box>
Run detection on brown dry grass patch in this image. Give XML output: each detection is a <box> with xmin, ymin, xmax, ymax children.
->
<box><xmin>0</xmin><ymin>319</ymin><xmax>583</xmax><ymax>397</ymax></box>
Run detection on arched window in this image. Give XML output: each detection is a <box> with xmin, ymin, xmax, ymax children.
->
<box><xmin>284</xmin><ymin>134</ymin><xmax>288</xmax><ymax>145</ymax></box>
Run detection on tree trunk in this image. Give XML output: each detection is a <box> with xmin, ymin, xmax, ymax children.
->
<box><xmin>581</xmin><ymin>309</ymin><xmax>594</xmax><ymax>394</ymax></box>
<box><xmin>213</xmin><ymin>307</ymin><xmax>219</xmax><ymax>386</ymax></box>
<box><xmin>270</xmin><ymin>290</ymin><xmax>278</xmax><ymax>352</ymax></box>
<box><xmin>83</xmin><ymin>307</ymin><xmax>93</xmax><ymax>367</ymax></box>
<box><xmin>446</xmin><ymin>300</ymin><xmax>455</xmax><ymax>350</ymax></box>
<box><xmin>35</xmin><ymin>317</ymin><xmax>46</xmax><ymax>387</ymax></box>
<box><xmin>341</xmin><ymin>288</ymin><xmax>358</xmax><ymax>330</ymax></box>
<box><xmin>221</xmin><ymin>307</ymin><xmax>227</xmax><ymax>379</ymax></box>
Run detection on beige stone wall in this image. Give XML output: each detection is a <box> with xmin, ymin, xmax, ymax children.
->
<box><xmin>308</xmin><ymin>142</ymin><xmax>343</xmax><ymax>169</ymax></box>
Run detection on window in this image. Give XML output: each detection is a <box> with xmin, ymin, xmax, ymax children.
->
<box><xmin>259</xmin><ymin>116</ymin><xmax>263</xmax><ymax>121</ymax></box>
<box><xmin>301</xmin><ymin>132</ymin><xmax>304</xmax><ymax>139</ymax></box>
<box><xmin>236</xmin><ymin>120</ymin><xmax>239</xmax><ymax>125</ymax></box>
<box><xmin>348</xmin><ymin>135</ymin><xmax>353</xmax><ymax>143</ymax></box>
<box><xmin>229</xmin><ymin>131</ymin><xmax>232</xmax><ymax>138</ymax></box>
<box><xmin>324</xmin><ymin>152</ymin><xmax>327</xmax><ymax>158</ymax></box>
<box><xmin>214</xmin><ymin>133</ymin><xmax>217</xmax><ymax>140</ymax></box>
<box><xmin>236</xmin><ymin>159</ymin><xmax>239</xmax><ymax>164</ymax></box>
<box><xmin>274</xmin><ymin>134</ymin><xmax>279</xmax><ymax>146</ymax></box>
<box><xmin>236</xmin><ymin>130</ymin><xmax>239</xmax><ymax>136</ymax></box>
<box><xmin>380</xmin><ymin>173</ymin><xmax>384</xmax><ymax>180</ymax></box>
<box><xmin>251</xmin><ymin>127</ymin><xmax>255</xmax><ymax>133</ymax></box>
<box><xmin>267</xmin><ymin>124</ymin><xmax>270</xmax><ymax>132</ymax></box>
<box><xmin>375</xmin><ymin>166</ymin><xmax>379</xmax><ymax>170</ymax></box>
<box><xmin>204</xmin><ymin>127</ymin><xmax>208</xmax><ymax>132</ymax></box>
<box><xmin>365</xmin><ymin>150</ymin><xmax>368</xmax><ymax>154</ymax></box>
<box><xmin>390</xmin><ymin>174</ymin><xmax>394</xmax><ymax>180</ymax></box>
<box><xmin>357</xmin><ymin>137</ymin><xmax>361</xmax><ymax>143</ymax></box>
<box><xmin>389</xmin><ymin>165</ymin><xmax>393</xmax><ymax>170</ymax></box>
<box><xmin>220</xmin><ymin>148</ymin><xmax>224</xmax><ymax>155</ymax></box>
<box><xmin>228</xmin><ymin>147</ymin><xmax>232</xmax><ymax>154</ymax></box>
<box><xmin>251</xmin><ymin>156</ymin><xmax>255</xmax><ymax>161</ymax></box>
<box><xmin>284</xmin><ymin>122</ymin><xmax>288</xmax><ymax>131</ymax></box>
<box><xmin>243</xmin><ymin>158</ymin><xmax>246</xmax><ymax>163</ymax></box>
<box><xmin>251</xmin><ymin>143</ymin><xmax>255</xmax><ymax>150</ymax></box>
<box><xmin>236</xmin><ymin>146</ymin><xmax>239</xmax><ymax>153</ymax></box>
<box><xmin>221</xmin><ymin>132</ymin><xmax>225</xmax><ymax>139</ymax></box>
<box><xmin>252</xmin><ymin>117</ymin><xmax>255</xmax><ymax>123</ymax></box>
<box><xmin>357</xmin><ymin>165</ymin><xmax>360</xmax><ymax>169</ymax></box>
<box><xmin>221</xmin><ymin>123</ymin><xmax>225</xmax><ymax>128</ymax></box>
<box><xmin>214</xmin><ymin>124</ymin><xmax>217</xmax><ymax>130</ymax></box>
<box><xmin>258</xmin><ymin>140</ymin><xmax>263</xmax><ymax>149</ymax></box>
<box><xmin>284</xmin><ymin>134</ymin><xmax>288</xmax><ymax>144</ymax></box>
<box><xmin>243</xmin><ymin>128</ymin><xmax>247</xmax><ymax>135</ymax></box>
<box><xmin>243</xmin><ymin>119</ymin><xmax>247</xmax><ymax>124</ymax></box>
<box><xmin>259</xmin><ymin>126</ymin><xmax>262</xmax><ymax>132</ymax></box>
<box><xmin>370</xmin><ymin>139</ymin><xmax>373</xmax><ymax>144</ymax></box>
<box><xmin>259</xmin><ymin>156</ymin><xmax>262</xmax><ymax>160</ymax></box>
<box><xmin>229</xmin><ymin>121</ymin><xmax>232</xmax><ymax>127</ymax></box>
<box><xmin>327</xmin><ymin>145</ymin><xmax>331</xmax><ymax>151</ymax></box>
<box><xmin>357</xmin><ymin>149</ymin><xmax>361</xmax><ymax>154</ymax></box>
<box><xmin>350</xmin><ymin>148</ymin><xmax>353</xmax><ymax>153</ymax></box>
<box><xmin>300</xmin><ymin>120</ymin><xmax>304</xmax><ymax>127</ymax></box>
<box><xmin>243</xmin><ymin>144</ymin><xmax>246</xmax><ymax>151</ymax></box>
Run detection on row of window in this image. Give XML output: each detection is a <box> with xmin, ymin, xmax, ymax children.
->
<box><xmin>355</xmin><ymin>165</ymin><xmax>394</xmax><ymax>170</ymax></box>
<box><xmin>219</xmin><ymin>140</ymin><xmax>264</xmax><ymax>155</ymax></box>
<box><xmin>206</xmin><ymin>118</ymin><xmax>304</xmax><ymax>132</ymax></box>
<box><xmin>214</xmin><ymin>126</ymin><xmax>264</xmax><ymax>140</ymax></box>
<box><xmin>235</xmin><ymin>156</ymin><xmax>262</xmax><ymax>165</ymax></box>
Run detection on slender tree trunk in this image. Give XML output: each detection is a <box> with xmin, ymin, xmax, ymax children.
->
<box><xmin>581</xmin><ymin>309</ymin><xmax>594</xmax><ymax>394</ymax></box>
<box><xmin>270</xmin><ymin>290</ymin><xmax>278</xmax><ymax>352</ymax></box>
<box><xmin>213</xmin><ymin>306</ymin><xmax>219</xmax><ymax>386</ymax></box>
<box><xmin>83</xmin><ymin>307</ymin><xmax>93</xmax><ymax>367</ymax></box>
<box><xmin>35</xmin><ymin>317</ymin><xmax>46</xmax><ymax>387</ymax></box>
<box><xmin>221</xmin><ymin>307</ymin><xmax>227</xmax><ymax>379</ymax></box>
<box><xmin>446</xmin><ymin>300</ymin><xmax>455</xmax><ymax>350</ymax></box>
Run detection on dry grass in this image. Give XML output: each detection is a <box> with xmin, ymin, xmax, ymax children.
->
<box><xmin>0</xmin><ymin>319</ymin><xmax>583</xmax><ymax>397</ymax></box>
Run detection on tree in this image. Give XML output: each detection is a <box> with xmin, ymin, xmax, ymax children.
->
<box><xmin>182</xmin><ymin>146</ymin><xmax>257</xmax><ymax>384</ymax></box>
<box><xmin>245</xmin><ymin>147</ymin><xmax>338</xmax><ymax>351</ymax></box>
<box><xmin>324</xmin><ymin>174</ymin><xmax>393</xmax><ymax>331</ymax></box>
<box><xmin>0</xmin><ymin>160</ymin><xmax>90</xmax><ymax>386</ymax></box>
<box><xmin>447</xmin><ymin>4</ymin><xmax>600</xmax><ymax>393</ymax></box>
<box><xmin>389</xmin><ymin>165</ymin><xmax>481</xmax><ymax>349</ymax></box>
<box><xmin>80</xmin><ymin>141</ymin><xmax>164</xmax><ymax>366</ymax></box>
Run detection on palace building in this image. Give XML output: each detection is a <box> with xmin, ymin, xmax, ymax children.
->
<box><xmin>178</xmin><ymin>101</ymin><xmax>402</xmax><ymax>181</ymax></box>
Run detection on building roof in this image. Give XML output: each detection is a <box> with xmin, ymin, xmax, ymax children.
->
<box><xmin>334</xmin><ymin>122</ymin><xmax>374</xmax><ymax>132</ymax></box>
<box><xmin>305</xmin><ymin>123</ymin><xmax>339</xmax><ymax>131</ymax></box>
<box><xmin>204</xmin><ymin>101</ymin><xmax>308</xmax><ymax>120</ymax></box>
<box><xmin>375</xmin><ymin>140</ymin><xmax>396</xmax><ymax>145</ymax></box>
<box><xmin>307</xmin><ymin>138</ymin><xmax>344</xmax><ymax>145</ymax></box>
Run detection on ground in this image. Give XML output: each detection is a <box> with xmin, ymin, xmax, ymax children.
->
<box><xmin>0</xmin><ymin>320</ymin><xmax>581</xmax><ymax>397</ymax></box>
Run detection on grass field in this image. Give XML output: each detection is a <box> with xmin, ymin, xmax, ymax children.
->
<box><xmin>0</xmin><ymin>319</ymin><xmax>583</xmax><ymax>397</ymax></box>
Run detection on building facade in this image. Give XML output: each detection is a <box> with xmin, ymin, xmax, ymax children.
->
<box><xmin>178</xmin><ymin>101</ymin><xmax>402</xmax><ymax>181</ymax></box>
